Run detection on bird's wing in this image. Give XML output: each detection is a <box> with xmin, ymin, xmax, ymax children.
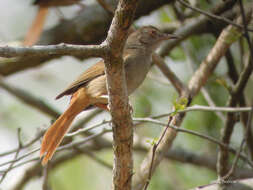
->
<box><xmin>56</xmin><ymin>60</ymin><xmax>105</xmax><ymax>99</ymax></box>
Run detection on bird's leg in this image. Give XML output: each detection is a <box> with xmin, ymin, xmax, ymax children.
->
<box><xmin>94</xmin><ymin>103</ymin><xmax>109</xmax><ymax>111</ymax></box>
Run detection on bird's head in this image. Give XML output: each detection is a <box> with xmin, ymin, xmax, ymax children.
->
<box><xmin>126</xmin><ymin>26</ymin><xmax>178</xmax><ymax>51</ymax></box>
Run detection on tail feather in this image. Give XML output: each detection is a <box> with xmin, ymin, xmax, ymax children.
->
<box><xmin>40</xmin><ymin>113</ymin><xmax>75</xmax><ymax>165</ymax></box>
<box><xmin>23</xmin><ymin>6</ymin><xmax>49</xmax><ymax>46</ymax></box>
<box><xmin>40</xmin><ymin>93</ymin><xmax>89</xmax><ymax>165</ymax></box>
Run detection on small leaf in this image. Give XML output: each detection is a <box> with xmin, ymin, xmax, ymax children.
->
<box><xmin>173</xmin><ymin>97</ymin><xmax>188</xmax><ymax>113</ymax></box>
<box><xmin>146</xmin><ymin>138</ymin><xmax>158</xmax><ymax>146</ymax></box>
<box><xmin>216</xmin><ymin>78</ymin><xmax>231</xmax><ymax>91</ymax></box>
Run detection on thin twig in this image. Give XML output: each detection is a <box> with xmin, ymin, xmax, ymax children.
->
<box><xmin>143</xmin><ymin>116</ymin><xmax>173</xmax><ymax>190</ymax></box>
<box><xmin>134</xmin><ymin>7</ymin><xmax>253</xmax><ymax>188</ymax></box>
<box><xmin>4</xmin><ymin>111</ymin><xmax>253</xmax><ymax>176</ymax></box>
<box><xmin>217</xmin><ymin>4</ymin><xmax>253</xmax><ymax>180</ymax></box>
<box><xmin>42</xmin><ymin>164</ymin><xmax>50</xmax><ymax>190</ymax></box>
<box><xmin>0</xmin><ymin>76</ymin><xmax>60</xmax><ymax>118</ymax></box>
<box><xmin>66</xmin><ymin>120</ymin><xmax>111</xmax><ymax>137</ymax></box>
<box><xmin>0</xmin><ymin>130</ymin><xmax>43</xmax><ymax>157</ymax></box>
<box><xmin>74</xmin><ymin>148</ymin><xmax>113</xmax><ymax>170</ymax></box>
<box><xmin>0</xmin><ymin>128</ymin><xmax>22</xmax><ymax>184</ymax></box>
<box><xmin>1</xmin><ymin>105</ymin><xmax>251</xmax><ymax>167</ymax></box>
<box><xmin>220</xmin><ymin>1</ymin><xmax>253</xmax><ymax>175</ymax></box>
<box><xmin>133</xmin><ymin>117</ymin><xmax>253</xmax><ymax>167</ymax></box>
<box><xmin>223</xmin><ymin>104</ymin><xmax>253</xmax><ymax>180</ymax></box>
<box><xmin>177</xmin><ymin>0</ymin><xmax>253</xmax><ymax>32</ymax></box>
<box><xmin>0</xmin><ymin>127</ymin><xmax>109</xmax><ymax>168</ymax></box>
<box><xmin>0</xmin><ymin>148</ymin><xmax>39</xmax><ymax>168</ymax></box>
<box><xmin>0</xmin><ymin>130</ymin><xmax>109</xmax><ymax>173</ymax></box>
<box><xmin>238</xmin><ymin>0</ymin><xmax>253</xmax><ymax>63</ymax></box>
<box><xmin>153</xmin><ymin>54</ymin><xmax>186</xmax><ymax>95</ymax></box>
<box><xmin>182</xmin><ymin>41</ymin><xmax>226</xmax><ymax>122</ymax></box>
<box><xmin>0</xmin><ymin>105</ymin><xmax>251</xmax><ymax>167</ymax></box>
<box><xmin>0</xmin><ymin>109</ymin><xmax>102</xmax><ymax>158</ymax></box>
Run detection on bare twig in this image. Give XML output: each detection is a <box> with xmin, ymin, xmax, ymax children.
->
<box><xmin>223</xmin><ymin>104</ymin><xmax>253</xmax><ymax>180</ymax></box>
<box><xmin>0</xmin><ymin>148</ymin><xmax>39</xmax><ymax>168</ymax></box>
<box><xmin>0</xmin><ymin>130</ymin><xmax>110</xmax><ymax>185</ymax></box>
<box><xmin>0</xmin><ymin>44</ymin><xmax>105</xmax><ymax>58</ymax></box>
<box><xmin>74</xmin><ymin>148</ymin><xmax>113</xmax><ymax>170</ymax></box>
<box><xmin>182</xmin><ymin>41</ymin><xmax>226</xmax><ymax>122</ymax></box>
<box><xmin>0</xmin><ymin>127</ymin><xmax>109</xmax><ymax>168</ymax></box>
<box><xmin>177</xmin><ymin>0</ymin><xmax>253</xmax><ymax>32</ymax></box>
<box><xmin>160</xmin><ymin>0</ymin><xmax>238</xmax><ymax>56</ymax></box>
<box><xmin>151</xmin><ymin>105</ymin><xmax>253</xmax><ymax>120</ymax></box>
<box><xmin>1</xmin><ymin>104</ymin><xmax>252</xmax><ymax>170</ymax></box>
<box><xmin>0</xmin><ymin>109</ymin><xmax>102</xmax><ymax>159</ymax></box>
<box><xmin>0</xmin><ymin>74</ymin><xmax>105</xmax><ymax>157</ymax></box>
<box><xmin>217</xmin><ymin>6</ymin><xmax>253</xmax><ymax>180</ymax></box>
<box><xmin>1</xmin><ymin>103</ymin><xmax>252</xmax><ymax>158</ymax></box>
<box><xmin>225</xmin><ymin>46</ymin><xmax>253</xmax><ymax>159</ymax></box>
<box><xmin>133</xmin><ymin>117</ymin><xmax>253</xmax><ymax>167</ymax></box>
<box><xmin>153</xmin><ymin>54</ymin><xmax>187</xmax><ymax>95</ymax></box>
<box><xmin>0</xmin><ymin>0</ymin><xmax>237</xmax><ymax>76</ymax></box>
<box><xmin>0</xmin><ymin>76</ymin><xmax>60</xmax><ymax>118</ymax></box>
<box><xmin>42</xmin><ymin>164</ymin><xmax>50</xmax><ymax>190</ymax></box>
<box><xmin>238</xmin><ymin>0</ymin><xmax>253</xmax><ymax>60</ymax></box>
<box><xmin>0</xmin><ymin>128</ymin><xmax>22</xmax><ymax>184</ymax></box>
<box><xmin>0</xmin><ymin>130</ymin><xmax>43</xmax><ymax>157</ymax></box>
<box><xmin>66</xmin><ymin>120</ymin><xmax>110</xmax><ymax>137</ymax></box>
<box><xmin>11</xmin><ymin>145</ymin><xmax>253</xmax><ymax>190</ymax></box>
<box><xmin>143</xmin><ymin>116</ymin><xmax>173</xmax><ymax>190</ymax></box>
<box><xmin>163</xmin><ymin>148</ymin><xmax>253</xmax><ymax>179</ymax></box>
<box><xmin>133</xmin><ymin>6</ymin><xmax>253</xmax><ymax>190</ymax></box>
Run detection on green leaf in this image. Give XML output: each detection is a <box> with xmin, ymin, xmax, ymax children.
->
<box><xmin>173</xmin><ymin>97</ymin><xmax>188</xmax><ymax>113</ymax></box>
<box><xmin>146</xmin><ymin>138</ymin><xmax>158</xmax><ymax>146</ymax></box>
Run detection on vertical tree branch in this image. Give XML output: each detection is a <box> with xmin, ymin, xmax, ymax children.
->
<box><xmin>103</xmin><ymin>0</ymin><xmax>139</xmax><ymax>189</ymax></box>
<box><xmin>217</xmin><ymin>4</ymin><xmax>253</xmax><ymax>182</ymax></box>
<box><xmin>225</xmin><ymin>49</ymin><xmax>253</xmax><ymax>160</ymax></box>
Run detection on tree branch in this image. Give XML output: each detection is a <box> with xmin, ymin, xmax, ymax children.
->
<box><xmin>0</xmin><ymin>0</ymin><xmax>237</xmax><ymax>76</ymax></box>
<box><xmin>0</xmin><ymin>0</ymin><xmax>171</xmax><ymax>76</ymax></box>
<box><xmin>153</xmin><ymin>54</ymin><xmax>187</xmax><ymax>95</ymax></box>
<box><xmin>0</xmin><ymin>44</ymin><xmax>105</xmax><ymax>58</ymax></box>
<box><xmin>133</xmin><ymin>5</ymin><xmax>253</xmax><ymax>190</ymax></box>
<box><xmin>102</xmin><ymin>0</ymin><xmax>140</xmax><ymax>189</ymax></box>
<box><xmin>217</xmin><ymin>3</ymin><xmax>253</xmax><ymax>181</ymax></box>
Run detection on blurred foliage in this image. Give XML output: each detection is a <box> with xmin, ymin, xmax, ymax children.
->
<box><xmin>0</xmin><ymin>0</ymin><xmax>251</xmax><ymax>190</ymax></box>
<box><xmin>170</xmin><ymin>47</ymin><xmax>187</xmax><ymax>61</ymax></box>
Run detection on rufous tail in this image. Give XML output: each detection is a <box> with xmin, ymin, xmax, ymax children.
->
<box><xmin>23</xmin><ymin>6</ymin><xmax>49</xmax><ymax>46</ymax></box>
<box><xmin>40</xmin><ymin>95</ymin><xmax>89</xmax><ymax>165</ymax></box>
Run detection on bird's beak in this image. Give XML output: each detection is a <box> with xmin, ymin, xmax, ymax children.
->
<box><xmin>161</xmin><ymin>33</ymin><xmax>180</xmax><ymax>40</ymax></box>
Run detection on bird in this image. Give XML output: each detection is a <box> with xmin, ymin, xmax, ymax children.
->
<box><xmin>40</xmin><ymin>26</ymin><xmax>178</xmax><ymax>165</ymax></box>
<box><xmin>23</xmin><ymin>0</ymin><xmax>81</xmax><ymax>46</ymax></box>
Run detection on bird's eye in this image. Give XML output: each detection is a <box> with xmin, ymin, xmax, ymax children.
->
<box><xmin>150</xmin><ymin>30</ymin><xmax>157</xmax><ymax>36</ymax></box>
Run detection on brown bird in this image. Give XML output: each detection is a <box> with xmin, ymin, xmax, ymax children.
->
<box><xmin>23</xmin><ymin>0</ymin><xmax>81</xmax><ymax>46</ymax></box>
<box><xmin>40</xmin><ymin>26</ymin><xmax>178</xmax><ymax>165</ymax></box>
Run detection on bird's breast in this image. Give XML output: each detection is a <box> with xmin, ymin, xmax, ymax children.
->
<box><xmin>125</xmin><ymin>54</ymin><xmax>152</xmax><ymax>95</ymax></box>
